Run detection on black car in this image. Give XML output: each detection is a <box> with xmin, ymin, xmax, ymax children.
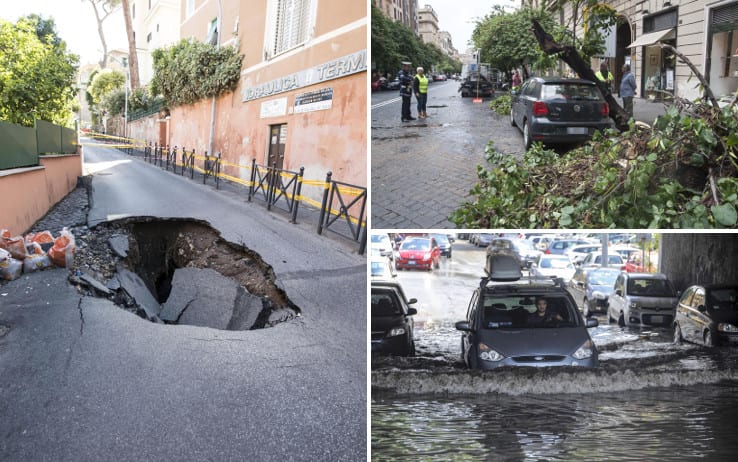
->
<box><xmin>510</xmin><ymin>77</ymin><xmax>612</xmax><ymax>148</ymax></box>
<box><xmin>674</xmin><ymin>284</ymin><xmax>738</xmax><ymax>347</ymax></box>
<box><xmin>371</xmin><ymin>280</ymin><xmax>418</xmax><ymax>356</ymax></box>
<box><xmin>455</xmin><ymin>254</ymin><xmax>599</xmax><ymax>369</ymax></box>
<box><xmin>430</xmin><ymin>233</ymin><xmax>453</xmax><ymax>258</ymax></box>
<box><xmin>459</xmin><ymin>73</ymin><xmax>494</xmax><ymax>98</ymax></box>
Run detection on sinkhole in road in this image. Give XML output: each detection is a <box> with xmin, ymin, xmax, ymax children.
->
<box><xmin>105</xmin><ymin>217</ymin><xmax>299</xmax><ymax>330</ymax></box>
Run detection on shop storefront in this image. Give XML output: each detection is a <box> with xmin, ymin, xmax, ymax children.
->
<box><xmin>706</xmin><ymin>0</ymin><xmax>738</xmax><ymax>100</ymax></box>
<box><xmin>629</xmin><ymin>8</ymin><xmax>678</xmax><ymax>100</ymax></box>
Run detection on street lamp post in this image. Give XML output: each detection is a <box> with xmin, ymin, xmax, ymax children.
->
<box><xmin>122</xmin><ymin>57</ymin><xmax>129</xmax><ymax>139</ymax></box>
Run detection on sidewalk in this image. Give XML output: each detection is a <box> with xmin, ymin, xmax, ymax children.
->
<box><xmin>632</xmin><ymin>97</ymin><xmax>669</xmax><ymax>125</ymax></box>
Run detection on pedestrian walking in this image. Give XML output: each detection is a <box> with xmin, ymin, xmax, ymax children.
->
<box><xmin>414</xmin><ymin>67</ymin><xmax>429</xmax><ymax>119</ymax></box>
<box><xmin>511</xmin><ymin>70</ymin><xmax>521</xmax><ymax>88</ymax></box>
<box><xmin>595</xmin><ymin>62</ymin><xmax>614</xmax><ymax>94</ymax></box>
<box><xmin>399</xmin><ymin>61</ymin><xmax>415</xmax><ymax>122</ymax></box>
<box><xmin>620</xmin><ymin>64</ymin><xmax>637</xmax><ymax>119</ymax></box>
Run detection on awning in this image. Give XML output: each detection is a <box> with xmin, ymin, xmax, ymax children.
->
<box><xmin>627</xmin><ymin>28</ymin><xmax>676</xmax><ymax>48</ymax></box>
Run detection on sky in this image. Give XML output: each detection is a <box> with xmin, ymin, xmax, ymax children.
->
<box><xmin>0</xmin><ymin>0</ymin><xmax>128</xmax><ymax>65</ymax></box>
<box><xmin>422</xmin><ymin>0</ymin><xmax>517</xmax><ymax>54</ymax></box>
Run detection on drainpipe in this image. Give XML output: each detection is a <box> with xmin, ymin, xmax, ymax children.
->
<box><xmin>208</xmin><ymin>0</ymin><xmax>222</xmax><ymax>157</ymax></box>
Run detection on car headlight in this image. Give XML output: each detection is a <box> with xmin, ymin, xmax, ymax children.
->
<box><xmin>423</xmin><ymin>252</ymin><xmax>431</xmax><ymax>260</ymax></box>
<box><xmin>572</xmin><ymin>340</ymin><xmax>595</xmax><ymax>360</ymax></box>
<box><xmin>629</xmin><ymin>301</ymin><xmax>640</xmax><ymax>310</ymax></box>
<box><xmin>478</xmin><ymin>343</ymin><xmax>504</xmax><ymax>362</ymax></box>
<box><xmin>387</xmin><ymin>327</ymin><xmax>406</xmax><ymax>337</ymax></box>
<box><xmin>718</xmin><ymin>323</ymin><xmax>738</xmax><ymax>333</ymax></box>
<box><xmin>592</xmin><ymin>291</ymin><xmax>606</xmax><ymax>300</ymax></box>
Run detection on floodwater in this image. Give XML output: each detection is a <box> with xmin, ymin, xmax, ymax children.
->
<box><xmin>372</xmin><ymin>323</ymin><xmax>738</xmax><ymax>461</ymax></box>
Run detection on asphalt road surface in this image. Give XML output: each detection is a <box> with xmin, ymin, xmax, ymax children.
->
<box><xmin>371</xmin><ymin>82</ymin><xmax>525</xmax><ymax>229</ymax></box>
<box><xmin>0</xmin><ymin>142</ymin><xmax>366</xmax><ymax>461</ymax></box>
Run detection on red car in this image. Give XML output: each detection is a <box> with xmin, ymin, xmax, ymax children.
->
<box><xmin>395</xmin><ymin>237</ymin><xmax>441</xmax><ymax>271</ymax></box>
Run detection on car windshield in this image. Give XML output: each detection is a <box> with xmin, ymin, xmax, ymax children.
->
<box><xmin>627</xmin><ymin>278</ymin><xmax>676</xmax><ymax>297</ymax></box>
<box><xmin>594</xmin><ymin>255</ymin><xmax>624</xmax><ymax>264</ymax></box>
<box><xmin>371</xmin><ymin>235</ymin><xmax>389</xmax><ymax>244</ymax></box>
<box><xmin>540</xmin><ymin>258</ymin><xmax>572</xmax><ymax>269</ymax></box>
<box><xmin>708</xmin><ymin>288</ymin><xmax>738</xmax><ymax>310</ymax></box>
<box><xmin>401</xmin><ymin>239</ymin><xmax>430</xmax><ymax>251</ymax></box>
<box><xmin>542</xmin><ymin>83</ymin><xmax>602</xmax><ymax>101</ymax></box>
<box><xmin>370</xmin><ymin>261</ymin><xmax>388</xmax><ymax>276</ymax></box>
<box><xmin>371</xmin><ymin>291</ymin><xmax>402</xmax><ymax>317</ymax></box>
<box><xmin>481</xmin><ymin>295</ymin><xmax>579</xmax><ymax>328</ymax></box>
<box><xmin>589</xmin><ymin>270</ymin><xmax>619</xmax><ymax>286</ymax></box>
<box><xmin>431</xmin><ymin>234</ymin><xmax>449</xmax><ymax>245</ymax></box>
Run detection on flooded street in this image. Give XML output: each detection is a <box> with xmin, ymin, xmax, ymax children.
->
<box><xmin>371</xmin><ymin>240</ymin><xmax>738</xmax><ymax>460</ymax></box>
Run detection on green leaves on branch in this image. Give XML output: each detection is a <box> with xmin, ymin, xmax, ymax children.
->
<box><xmin>0</xmin><ymin>16</ymin><xmax>79</xmax><ymax>127</ymax></box>
<box><xmin>488</xmin><ymin>94</ymin><xmax>512</xmax><ymax>115</ymax></box>
<box><xmin>151</xmin><ymin>39</ymin><xmax>243</xmax><ymax>107</ymax></box>
<box><xmin>452</xmin><ymin>101</ymin><xmax>738</xmax><ymax>229</ymax></box>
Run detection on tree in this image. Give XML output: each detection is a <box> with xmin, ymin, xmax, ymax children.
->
<box><xmin>471</xmin><ymin>7</ymin><xmax>559</xmax><ymax>78</ymax></box>
<box><xmin>87</xmin><ymin>69</ymin><xmax>126</xmax><ymax>104</ymax></box>
<box><xmin>120</xmin><ymin>0</ymin><xmax>140</xmax><ymax>89</ymax></box>
<box><xmin>0</xmin><ymin>17</ymin><xmax>79</xmax><ymax>127</ymax></box>
<box><xmin>84</xmin><ymin>0</ymin><xmax>120</xmax><ymax>69</ymax></box>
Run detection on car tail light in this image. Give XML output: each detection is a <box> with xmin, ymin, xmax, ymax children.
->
<box><xmin>533</xmin><ymin>101</ymin><xmax>548</xmax><ymax>116</ymax></box>
<box><xmin>601</xmin><ymin>102</ymin><xmax>609</xmax><ymax>117</ymax></box>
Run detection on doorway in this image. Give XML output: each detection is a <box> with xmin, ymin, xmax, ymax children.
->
<box><xmin>267</xmin><ymin>124</ymin><xmax>287</xmax><ymax>170</ymax></box>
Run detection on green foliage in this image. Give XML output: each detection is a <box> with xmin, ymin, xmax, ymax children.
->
<box><xmin>103</xmin><ymin>86</ymin><xmax>165</xmax><ymax>117</ymax></box>
<box><xmin>0</xmin><ymin>16</ymin><xmax>79</xmax><ymax>127</ymax></box>
<box><xmin>472</xmin><ymin>7</ymin><xmax>559</xmax><ymax>74</ymax></box>
<box><xmin>151</xmin><ymin>39</ymin><xmax>243</xmax><ymax>107</ymax></box>
<box><xmin>371</xmin><ymin>6</ymin><xmax>460</xmax><ymax>76</ymax></box>
<box><xmin>451</xmin><ymin>101</ymin><xmax>738</xmax><ymax>229</ymax></box>
<box><xmin>488</xmin><ymin>94</ymin><xmax>512</xmax><ymax>115</ymax></box>
<box><xmin>88</xmin><ymin>69</ymin><xmax>125</xmax><ymax>104</ymax></box>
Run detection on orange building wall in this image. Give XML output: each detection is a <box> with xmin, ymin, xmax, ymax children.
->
<box><xmin>167</xmin><ymin>0</ymin><xmax>367</xmax><ymax>198</ymax></box>
<box><xmin>0</xmin><ymin>154</ymin><xmax>82</xmax><ymax>235</ymax></box>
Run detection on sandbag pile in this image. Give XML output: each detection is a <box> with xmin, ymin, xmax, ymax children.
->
<box><xmin>0</xmin><ymin>228</ymin><xmax>76</xmax><ymax>281</ymax></box>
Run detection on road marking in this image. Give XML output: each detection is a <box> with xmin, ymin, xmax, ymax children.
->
<box><xmin>372</xmin><ymin>98</ymin><xmax>400</xmax><ymax>109</ymax></box>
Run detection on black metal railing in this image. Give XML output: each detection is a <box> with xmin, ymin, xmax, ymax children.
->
<box><xmin>317</xmin><ymin>172</ymin><xmax>367</xmax><ymax>249</ymax></box>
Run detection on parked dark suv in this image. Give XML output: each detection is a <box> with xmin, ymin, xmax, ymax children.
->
<box><xmin>510</xmin><ymin>77</ymin><xmax>612</xmax><ymax>148</ymax></box>
<box><xmin>371</xmin><ymin>280</ymin><xmax>418</xmax><ymax>356</ymax></box>
<box><xmin>455</xmin><ymin>254</ymin><xmax>599</xmax><ymax>369</ymax></box>
<box><xmin>674</xmin><ymin>284</ymin><xmax>738</xmax><ymax>347</ymax></box>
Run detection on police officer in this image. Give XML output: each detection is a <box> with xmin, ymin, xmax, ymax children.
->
<box><xmin>595</xmin><ymin>62</ymin><xmax>614</xmax><ymax>94</ymax></box>
<box><xmin>399</xmin><ymin>61</ymin><xmax>415</xmax><ymax>122</ymax></box>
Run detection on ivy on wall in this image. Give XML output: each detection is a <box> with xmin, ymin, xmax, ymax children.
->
<box><xmin>151</xmin><ymin>39</ymin><xmax>243</xmax><ymax>107</ymax></box>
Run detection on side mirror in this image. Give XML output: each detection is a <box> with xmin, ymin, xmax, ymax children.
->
<box><xmin>407</xmin><ymin>298</ymin><xmax>418</xmax><ymax>305</ymax></box>
<box><xmin>615</xmin><ymin>289</ymin><xmax>622</xmax><ymax>297</ymax></box>
<box><xmin>380</xmin><ymin>250</ymin><xmax>392</xmax><ymax>257</ymax></box>
<box><xmin>697</xmin><ymin>304</ymin><xmax>706</xmax><ymax>313</ymax></box>
<box><xmin>510</xmin><ymin>89</ymin><xmax>518</xmax><ymax>96</ymax></box>
<box><xmin>576</xmin><ymin>281</ymin><xmax>585</xmax><ymax>288</ymax></box>
<box><xmin>586</xmin><ymin>318</ymin><xmax>599</xmax><ymax>328</ymax></box>
<box><xmin>455</xmin><ymin>321</ymin><xmax>473</xmax><ymax>332</ymax></box>
<box><xmin>407</xmin><ymin>308</ymin><xmax>417</xmax><ymax>316</ymax></box>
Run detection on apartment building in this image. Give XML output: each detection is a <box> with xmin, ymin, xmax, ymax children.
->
<box><xmin>131</xmin><ymin>0</ymin><xmax>181</xmax><ymax>85</ymax></box>
<box><xmin>161</xmin><ymin>0</ymin><xmax>366</xmax><ymax>193</ymax></box>
<box><xmin>372</xmin><ymin>0</ymin><xmax>419</xmax><ymax>34</ymax></box>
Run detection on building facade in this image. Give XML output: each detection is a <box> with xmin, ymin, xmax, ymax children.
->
<box><xmin>372</xmin><ymin>0</ymin><xmax>419</xmax><ymax>34</ymax></box>
<box><xmin>130</xmin><ymin>0</ymin><xmax>182</xmax><ymax>86</ymax></box>
<box><xmin>558</xmin><ymin>0</ymin><xmax>738</xmax><ymax>101</ymax></box>
<box><xmin>132</xmin><ymin>0</ymin><xmax>366</xmax><ymax>196</ymax></box>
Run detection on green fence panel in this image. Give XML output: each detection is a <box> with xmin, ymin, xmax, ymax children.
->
<box><xmin>36</xmin><ymin>119</ymin><xmax>61</xmax><ymax>154</ymax></box>
<box><xmin>0</xmin><ymin>120</ymin><xmax>39</xmax><ymax>170</ymax></box>
<box><xmin>60</xmin><ymin>126</ymin><xmax>77</xmax><ymax>153</ymax></box>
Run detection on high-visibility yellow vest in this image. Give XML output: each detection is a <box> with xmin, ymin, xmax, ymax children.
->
<box><xmin>595</xmin><ymin>71</ymin><xmax>613</xmax><ymax>82</ymax></box>
<box><xmin>414</xmin><ymin>74</ymin><xmax>429</xmax><ymax>93</ymax></box>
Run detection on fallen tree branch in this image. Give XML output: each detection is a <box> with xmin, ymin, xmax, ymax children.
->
<box><xmin>660</xmin><ymin>44</ymin><xmax>720</xmax><ymax>109</ymax></box>
<box><xmin>530</xmin><ymin>19</ymin><xmax>630</xmax><ymax>131</ymax></box>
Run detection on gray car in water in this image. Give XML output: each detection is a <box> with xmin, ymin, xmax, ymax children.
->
<box><xmin>510</xmin><ymin>77</ymin><xmax>612</xmax><ymax>148</ymax></box>
<box><xmin>456</xmin><ymin>255</ymin><xmax>599</xmax><ymax>369</ymax></box>
<box><xmin>607</xmin><ymin>272</ymin><xmax>679</xmax><ymax>327</ymax></box>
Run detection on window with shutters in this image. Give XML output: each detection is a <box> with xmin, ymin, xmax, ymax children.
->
<box><xmin>270</xmin><ymin>0</ymin><xmax>313</xmax><ymax>57</ymax></box>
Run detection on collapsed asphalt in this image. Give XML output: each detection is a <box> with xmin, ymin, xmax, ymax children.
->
<box><xmin>0</xmin><ymin>142</ymin><xmax>366</xmax><ymax>461</ymax></box>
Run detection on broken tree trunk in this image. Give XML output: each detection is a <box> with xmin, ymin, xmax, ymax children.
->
<box><xmin>530</xmin><ymin>19</ymin><xmax>630</xmax><ymax>131</ymax></box>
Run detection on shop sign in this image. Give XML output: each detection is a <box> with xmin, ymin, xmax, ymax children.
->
<box><xmin>293</xmin><ymin>87</ymin><xmax>333</xmax><ymax>113</ymax></box>
<box><xmin>243</xmin><ymin>50</ymin><xmax>366</xmax><ymax>102</ymax></box>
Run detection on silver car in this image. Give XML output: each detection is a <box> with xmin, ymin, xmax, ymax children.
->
<box><xmin>607</xmin><ymin>272</ymin><xmax>679</xmax><ymax>327</ymax></box>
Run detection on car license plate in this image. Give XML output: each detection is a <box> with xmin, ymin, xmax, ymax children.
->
<box><xmin>651</xmin><ymin>315</ymin><xmax>663</xmax><ymax>324</ymax></box>
<box><xmin>408</xmin><ymin>261</ymin><xmax>416</xmax><ymax>265</ymax></box>
<box><xmin>567</xmin><ymin>127</ymin><xmax>588</xmax><ymax>135</ymax></box>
